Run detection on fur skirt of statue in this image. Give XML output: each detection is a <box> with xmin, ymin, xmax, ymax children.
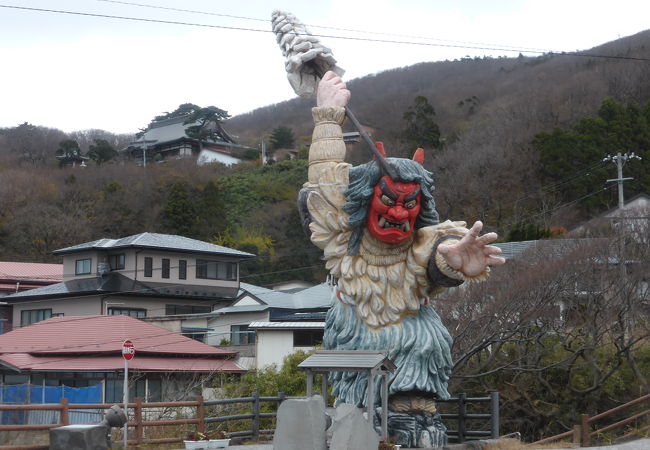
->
<box><xmin>323</xmin><ymin>298</ymin><xmax>454</xmax><ymax>407</ymax></box>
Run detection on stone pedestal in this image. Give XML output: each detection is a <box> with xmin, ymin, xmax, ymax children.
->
<box><xmin>374</xmin><ymin>409</ymin><xmax>447</xmax><ymax>448</ymax></box>
<box><xmin>273</xmin><ymin>395</ymin><xmax>328</xmax><ymax>450</ymax></box>
<box><xmin>49</xmin><ymin>424</ymin><xmax>108</xmax><ymax>450</ymax></box>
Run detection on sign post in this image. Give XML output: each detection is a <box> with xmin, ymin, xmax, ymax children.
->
<box><xmin>122</xmin><ymin>339</ymin><xmax>135</xmax><ymax>449</ymax></box>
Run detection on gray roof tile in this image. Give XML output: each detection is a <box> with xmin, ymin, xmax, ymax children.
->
<box><xmin>53</xmin><ymin>233</ymin><xmax>255</xmax><ymax>258</ymax></box>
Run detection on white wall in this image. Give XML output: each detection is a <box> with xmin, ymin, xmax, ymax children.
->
<box><xmin>234</xmin><ymin>295</ymin><xmax>262</xmax><ymax>306</ymax></box>
<box><xmin>206</xmin><ymin>311</ymin><xmax>269</xmax><ymax>346</ymax></box>
<box><xmin>197</xmin><ymin>149</ymin><xmax>241</xmax><ymax>166</ymax></box>
<box><xmin>256</xmin><ymin>330</ymin><xmax>294</xmax><ymax>369</ymax></box>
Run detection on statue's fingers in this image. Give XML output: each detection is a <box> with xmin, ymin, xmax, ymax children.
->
<box><xmin>476</xmin><ymin>232</ymin><xmax>498</xmax><ymax>246</ymax></box>
<box><xmin>333</xmin><ymin>78</ymin><xmax>346</xmax><ymax>89</ymax></box>
<box><xmin>483</xmin><ymin>245</ymin><xmax>502</xmax><ymax>256</ymax></box>
<box><xmin>469</xmin><ymin>220</ymin><xmax>483</xmax><ymax>237</ymax></box>
<box><xmin>486</xmin><ymin>255</ymin><xmax>506</xmax><ymax>266</ymax></box>
<box><xmin>322</xmin><ymin>70</ymin><xmax>338</xmax><ymax>81</ymax></box>
<box><xmin>459</xmin><ymin>221</ymin><xmax>482</xmax><ymax>245</ymax></box>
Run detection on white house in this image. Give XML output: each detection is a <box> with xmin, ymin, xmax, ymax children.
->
<box><xmin>205</xmin><ymin>283</ymin><xmax>334</xmax><ymax>369</ymax></box>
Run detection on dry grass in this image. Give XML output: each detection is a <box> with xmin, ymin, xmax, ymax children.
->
<box><xmin>485</xmin><ymin>439</ymin><xmax>577</xmax><ymax>450</ymax></box>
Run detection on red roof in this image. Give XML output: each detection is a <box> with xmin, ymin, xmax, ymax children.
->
<box><xmin>0</xmin><ymin>354</ymin><xmax>245</xmax><ymax>373</ymax></box>
<box><xmin>0</xmin><ymin>262</ymin><xmax>63</xmax><ymax>283</ymax></box>
<box><xmin>0</xmin><ymin>315</ymin><xmax>244</xmax><ymax>373</ymax></box>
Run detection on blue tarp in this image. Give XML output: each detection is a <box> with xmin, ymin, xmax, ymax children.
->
<box><xmin>1</xmin><ymin>383</ymin><xmax>102</xmax><ymax>404</ymax></box>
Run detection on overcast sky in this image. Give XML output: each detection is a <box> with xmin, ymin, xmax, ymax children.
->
<box><xmin>1</xmin><ymin>0</ymin><xmax>649</xmax><ymax>134</ymax></box>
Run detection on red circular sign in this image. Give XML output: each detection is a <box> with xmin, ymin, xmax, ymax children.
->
<box><xmin>122</xmin><ymin>339</ymin><xmax>135</xmax><ymax>361</ymax></box>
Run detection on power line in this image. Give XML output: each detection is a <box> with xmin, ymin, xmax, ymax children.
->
<box><xmin>2</xmin><ymin>4</ymin><xmax>650</xmax><ymax>62</ymax></box>
<box><xmin>539</xmin><ymin>161</ymin><xmax>609</xmax><ymax>193</ymax></box>
<box><xmin>499</xmin><ymin>184</ymin><xmax>617</xmax><ymax>231</ymax></box>
<box><xmin>95</xmin><ymin>0</ymin><xmax>553</xmax><ymax>53</ymax></box>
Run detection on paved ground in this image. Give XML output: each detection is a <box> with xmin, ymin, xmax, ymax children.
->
<box><xmin>220</xmin><ymin>438</ymin><xmax>650</xmax><ymax>449</ymax></box>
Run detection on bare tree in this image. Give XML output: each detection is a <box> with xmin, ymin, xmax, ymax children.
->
<box><xmin>438</xmin><ymin>221</ymin><xmax>650</xmax><ymax>440</ymax></box>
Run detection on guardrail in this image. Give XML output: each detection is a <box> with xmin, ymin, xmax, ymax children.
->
<box><xmin>531</xmin><ymin>392</ymin><xmax>650</xmax><ymax>447</ymax></box>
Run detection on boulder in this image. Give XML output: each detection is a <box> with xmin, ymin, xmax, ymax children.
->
<box><xmin>329</xmin><ymin>403</ymin><xmax>379</xmax><ymax>450</ymax></box>
<box><xmin>273</xmin><ymin>395</ymin><xmax>328</xmax><ymax>450</ymax></box>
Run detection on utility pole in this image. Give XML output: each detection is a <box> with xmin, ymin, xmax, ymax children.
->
<box><xmin>260</xmin><ymin>140</ymin><xmax>267</xmax><ymax>165</ymax></box>
<box><xmin>603</xmin><ymin>152</ymin><xmax>642</xmax><ymax>209</ymax></box>
<box><xmin>142</xmin><ymin>140</ymin><xmax>147</xmax><ymax>168</ymax></box>
<box><xmin>602</xmin><ymin>152</ymin><xmax>642</xmax><ymax>338</ymax></box>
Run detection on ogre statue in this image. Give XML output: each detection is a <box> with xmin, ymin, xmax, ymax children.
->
<box><xmin>298</xmin><ymin>72</ymin><xmax>505</xmax><ymax>447</ymax></box>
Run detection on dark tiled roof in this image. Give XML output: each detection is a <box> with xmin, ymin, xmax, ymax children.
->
<box><xmin>5</xmin><ymin>273</ymin><xmax>239</xmax><ymax>301</ymax></box>
<box><xmin>53</xmin><ymin>232</ymin><xmax>255</xmax><ymax>258</ymax></box>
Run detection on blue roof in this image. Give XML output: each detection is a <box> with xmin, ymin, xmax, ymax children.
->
<box><xmin>53</xmin><ymin>233</ymin><xmax>255</xmax><ymax>258</ymax></box>
<box><xmin>214</xmin><ymin>282</ymin><xmax>334</xmax><ymax>315</ymax></box>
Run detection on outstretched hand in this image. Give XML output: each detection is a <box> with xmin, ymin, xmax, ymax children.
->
<box><xmin>317</xmin><ymin>71</ymin><xmax>351</xmax><ymax>108</ymax></box>
<box><xmin>438</xmin><ymin>221</ymin><xmax>505</xmax><ymax>277</ymax></box>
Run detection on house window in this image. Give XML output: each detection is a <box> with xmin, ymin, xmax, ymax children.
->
<box><xmin>75</xmin><ymin>258</ymin><xmax>91</xmax><ymax>275</ymax></box>
<box><xmin>196</xmin><ymin>260</ymin><xmax>237</xmax><ymax>280</ymax></box>
<box><xmin>147</xmin><ymin>378</ymin><xmax>162</xmax><ymax>402</ymax></box>
<box><xmin>165</xmin><ymin>304</ymin><xmax>212</xmax><ymax>315</ymax></box>
<box><xmin>230</xmin><ymin>325</ymin><xmax>255</xmax><ymax>345</ymax></box>
<box><xmin>162</xmin><ymin>258</ymin><xmax>170</xmax><ymax>279</ymax></box>
<box><xmin>109</xmin><ymin>254</ymin><xmax>125</xmax><ymax>270</ymax></box>
<box><xmin>178</xmin><ymin>260</ymin><xmax>187</xmax><ymax>280</ymax></box>
<box><xmin>144</xmin><ymin>257</ymin><xmax>153</xmax><ymax>277</ymax></box>
<box><xmin>182</xmin><ymin>329</ymin><xmax>207</xmax><ymax>343</ymax></box>
<box><xmin>106</xmin><ymin>378</ymin><xmax>142</xmax><ymax>402</ymax></box>
<box><xmin>293</xmin><ymin>329</ymin><xmax>324</xmax><ymax>347</ymax></box>
<box><xmin>21</xmin><ymin>309</ymin><xmax>52</xmax><ymax>326</ymax></box>
<box><xmin>108</xmin><ymin>307</ymin><xmax>146</xmax><ymax>318</ymax></box>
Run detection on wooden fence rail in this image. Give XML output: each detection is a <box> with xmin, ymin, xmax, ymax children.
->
<box><xmin>531</xmin><ymin>392</ymin><xmax>650</xmax><ymax>447</ymax></box>
<box><xmin>0</xmin><ymin>391</ymin><xmax>498</xmax><ymax>448</ymax></box>
<box><xmin>0</xmin><ymin>394</ymin><xmax>280</xmax><ymax>449</ymax></box>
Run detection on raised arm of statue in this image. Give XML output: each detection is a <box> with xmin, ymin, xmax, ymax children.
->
<box><xmin>298</xmin><ymin>71</ymin><xmax>353</xmax><ymax>237</ymax></box>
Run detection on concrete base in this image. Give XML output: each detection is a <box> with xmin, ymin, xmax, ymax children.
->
<box><xmin>49</xmin><ymin>423</ymin><xmax>108</xmax><ymax>450</ymax></box>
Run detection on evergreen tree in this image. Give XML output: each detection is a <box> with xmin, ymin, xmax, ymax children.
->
<box><xmin>161</xmin><ymin>181</ymin><xmax>197</xmax><ymax>237</ymax></box>
<box><xmin>87</xmin><ymin>138</ymin><xmax>118</xmax><ymax>165</ymax></box>
<box><xmin>269</xmin><ymin>126</ymin><xmax>295</xmax><ymax>150</ymax></box>
<box><xmin>533</xmin><ymin>97</ymin><xmax>650</xmax><ymax>213</ymax></box>
<box><xmin>402</xmin><ymin>95</ymin><xmax>442</xmax><ymax>150</ymax></box>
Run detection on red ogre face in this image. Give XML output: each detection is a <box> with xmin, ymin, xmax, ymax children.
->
<box><xmin>366</xmin><ymin>176</ymin><xmax>421</xmax><ymax>244</ymax></box>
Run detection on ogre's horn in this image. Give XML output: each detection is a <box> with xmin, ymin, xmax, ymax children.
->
<box><xmin>412</xmin><ymin>148</ymin><xmax>425</xmax><ymax>165</ymax></box>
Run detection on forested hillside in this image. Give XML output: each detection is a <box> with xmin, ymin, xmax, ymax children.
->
<box><xmin>228</xmin><ymin>29</ymin><xmax>650</xmax><ymax>229</ymax></box>
<box><xmin>1</xmin><ymin>30</ymin><xmax>649</xmax><ymax>280</ymax></box>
